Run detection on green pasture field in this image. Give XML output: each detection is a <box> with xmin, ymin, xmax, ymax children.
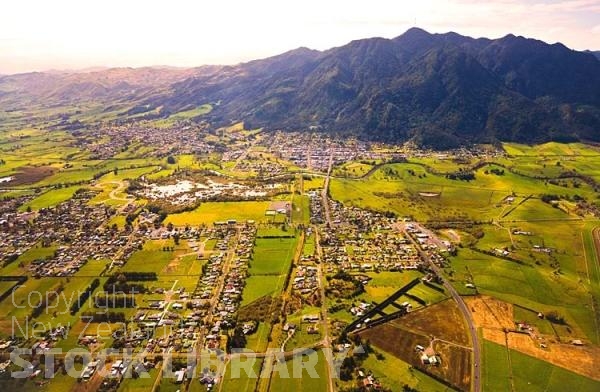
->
<box><xmin>502</xmin><ymin>142</ymin><xmax>600</xmax><ymax>157</ymax></box>
<box><xmin>88</xmin><ymin>183</ymin><xmax>133</xmax><ymax>206</ymax></box>
<box><xmin>302</xmin><ymin>233</ymin><xmax>316</xmax><ymax>256</ymax></box>
<box><xmin>269</xmin><ymin>349</ymin><xmax>329</xmax><ymax>392</ymax></box>
<box><xmin>18</xmin><ymin>185</ymin><xmax>82</xmax><ymax>211</ymax></box>
<box><xmin>220</xmin><ymin>358</ymin><xmax>263</xmax><ymax>392</ymax></box>
<box><xmin>96</xmin><ymin>166</ymin><xmax>159</xmax><ymax>182</ymax></box>
<box><xmin>250</xmin><ymin>237</ymin><xmax>297</xmax><ymax>276</ymax></box>
<box><xmin>360</xmin><ymin>345</ymin><xmax>452</xmax><ymax>392</ymax></box>
<box><xmin>112</xmin><ymin>145</ymin><xmax>157</xmax><ymax>160</ymax></box>
<box><xmin>19</xmin><ymin>158</ymin><xmax>156</xmax><ymax>188</ymax></box>
<box><xmin>165</xmin><ymin>201</ymin><xmax>273</xmax><ymax>226</ymax></box>
<box><xmin>149</xmin><ymin>104</ymin><xmax>212</xmax><ymax>128</ymax></box>
<box><xmin>482</xmin><ymin>339</ymin><xmax>513</xmax><ymax>392</ymax></box>
<box><xmin>241</xmin><ymin>275</ymin><xmax>284</xmax><ymax>306</ymax></box>
<box><xmin>118</xmin><ymin>368</ymin><xmax>160</xmax><ymax>392</ymax></box>
<box><xmin>448</xmin><ymin>243</ymin><xmax>598</xmax><ymax>343</ymax></box>
<box><xmin>241</xmin><ymin>236</ymin><xmax>297</xmax><ymax>305</ymax></box>
<box><xmin>360</xmin><ymin>271</ymin><xmax>426</xmax><ymax>303</ymax></box>
<box><xmin>256</xmin><ymin>226</ymin><xmax>295</xmax><ymax>237</ymax></box>
<box><xmin>511</xmin><ymin>345</ymin><xmax>600</xmax><ymax>391</ymax></box>
<box><xmin>145</xmin><ymin>168</ymin><xmax>175</xmax><ymax>180</ymax></box>
<box><xmin>291</xmin><ymin>194</ymin><xmax>310</xmax><ymax>225</ymax></box>
<box><xmin>409</xmin><ymin>155</ymin><xmax>470</xmax><ymax>173</ymax></box>
<box><xmin>497</xmin><ymin>142</ymin><xmax>600</xmax><ymax>178</ymax></box>
<box><xmin>0</xmin><ymin>369</ymin><xmax>78</xmax><ymax>392</ymax></box>
<box><xmin>330</xmin><ymin>160</ymin><xmax>598</xmax><ymax>222</ymax></box>
<box><xmin>302</xmin><ymin>176</ymin><xmax>325</xmax><ymax>191</ymax></box>
<box><xmin>107</xmin><ymin>214</ymin><xmax>128</xmax><ymax>228</ymax></box>
<box><xmin>333</xmin><ymin>160</ymin><xmax>374</xmax><ymax>177</ymax></box>
<box><xmin>245</xmin><ymin>322</ymin><xmax>271</xmax><ymax>352</ymax></box>
<box><xmin>0</xmin><ymin>277</ymin><xmax>63</xmax><ymax>335</ymax></box>
<box><xmin>513</xmin><ymin>305</ymin><xmax>555</xmax><ymax>335</ymax></box>
<box><xmin>482</xmin><ymin>339</ymin><xmax>600</xmax><ymax>392</ymax></box>
<box><xmin>1</xmin><ymin>243</ymin><xmax>58</xmax><ymax>275</ymax></box>
<box><xmin>121</xmin><ymin>244</ymin><xmax>174</xmax><ymax>273</ymax></box>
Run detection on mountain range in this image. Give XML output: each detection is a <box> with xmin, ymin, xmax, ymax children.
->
<box><xmin>2</xmin><ymin>28</ymin><xmax>600</xmax><ymax>148</ymax></box>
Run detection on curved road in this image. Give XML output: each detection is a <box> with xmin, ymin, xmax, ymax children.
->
<box><xmin>402</xmin><ymin>223</ymin><xmax>481</xmax><ymax>392</ymax></box>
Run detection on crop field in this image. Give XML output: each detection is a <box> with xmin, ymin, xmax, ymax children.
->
<box><xmin>360</xmin><ymin>320</ymin><xmax>472</xmax><ymax>391</ymax></box>
<box><xmin>355</xmin><ymin>298</ymin><xmax>473</xmax><ymax>390</ymax></box>
<box><xmin>398</xmin><ymin>299</ymin><xmax>471</xmax><ymax>347</ymax></box>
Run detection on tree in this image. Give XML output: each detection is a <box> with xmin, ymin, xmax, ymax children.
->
<box><xmin>546</xmin><ymin>310</ymin><xmax>566</xmax><ymax>324</ymax></box>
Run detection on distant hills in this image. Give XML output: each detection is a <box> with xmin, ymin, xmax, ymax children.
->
<box><xmin>2</xmin><ymin>28</ymin><xmax>600</xmax><ymax>148</ymax></box>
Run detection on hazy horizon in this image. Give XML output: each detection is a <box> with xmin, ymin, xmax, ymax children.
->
<box><xmin>1</xmin><ymin>0</ymin><xmax>600</xmax><ymax>75</ymax></box>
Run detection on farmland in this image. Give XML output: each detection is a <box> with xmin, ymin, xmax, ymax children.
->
<box><xmin>1</xmin><ymin>123</ymin><xmax>600</xmax><ymax>392</ymax></box>
<box><xmin>164</xmin><ymin>201</ymin><xmax>274</xmax><ymax>226</ymax></box>
<box><xmin>483</xmin><ymin>339</ymin><xmax>600</xmax><ymax>392</ymax></box>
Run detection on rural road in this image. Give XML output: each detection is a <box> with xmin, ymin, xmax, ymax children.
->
<box><xmin>317</xmin><ymin>248</ymin><xmax>335</xmax><ymax>392</ymax></box>
<box><xmin>402</xmin><ymin>223</ymin><xmax>482</xmax><ymax>392</ymax></box>
<box><xmin>321</xmin><ymin>151</ymin><xmax>334</xmax><ymax>226</ymax></box>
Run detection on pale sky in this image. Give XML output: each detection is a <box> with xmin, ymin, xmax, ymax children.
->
<box><xmin>1</xmin><ymin>0</ymin><xmax>599</xmax><ymax>74</ymax></box>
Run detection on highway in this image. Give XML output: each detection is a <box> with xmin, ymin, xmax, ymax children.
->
<box><xmin>401</xmin><ymin>223</ymin><xmax>482</xmax><ymax>392</ymax></box>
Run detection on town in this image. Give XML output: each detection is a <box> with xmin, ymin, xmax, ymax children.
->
<box><xmin>0</xmin><ymin>122</ymin><xmax>599</xmax><ymax>392</ymax></box>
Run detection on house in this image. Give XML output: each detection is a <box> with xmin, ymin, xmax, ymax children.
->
<box><xmin>302</xmin><ymin>314</ymin><xmax>319</xmax><ymax>323</ymax></box>
<box><xmin>174</xmin><ymin>369</ymin><xmax>186</xmax><ymax>383</ymax></box>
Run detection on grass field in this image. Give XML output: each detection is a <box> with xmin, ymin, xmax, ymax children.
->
<box><xmin>360</xmin><ymin>346</ymin><xmax>453</xmax><ymax>391</ymax></box>
<box><xmin>242</xmin><ymin>276</ymin><xmax>283</xmax><ymax>305</ymax></box>
<box><xmin>220</xmin><ymin>357</ymin><xmax>263</xmax><ymax>392</ymax></box>
<box><xmin>269</xmin><ymin>349</ymin><xmax>329</xmax><ymax>392</ymax></box>
<box><xmin>241</xmin><ymin>236</ymin><xmax>297</xmax><ymax>306</ymax></box>
<box><xmin>121</xmin><ymin>239</ymin><xmax>176</xmax><ymax>273</ymax></box>
<box><xmin>482</xmin><ymin>339</ymin><xmax>513</xmax><ymax>391</ymax></box>
<box><xmin>333</xmin><ymin>160</ymin><xmax>374</xmax><ymax>177</ymax></box>
<box><xmin>1</xmin><ymin>243</ymin><xmax>58</xmax><ymax>275</ymax></box>
<box><xmin>330</xmin><ymin>159</ymin><xmax>598</xmax><ymax>222</ymax></box>
<box><xmin>483</xmin><ymin>339</ymin><xmax>600</xmax><ymax>391</ymax></box>
<box><xmin>18</xmin><ymin>185</ymin><xmax>82</xmax><ymax>211</ymax></box>
<box><xmin>250</xmin><ymin>238</ymin><xmax>297</xmax><ymax>275</ymax></box>
<box><xmin>164</xmin><ymin>201</ymin><xmax>273</xmax><ymax>226</ymax></box>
